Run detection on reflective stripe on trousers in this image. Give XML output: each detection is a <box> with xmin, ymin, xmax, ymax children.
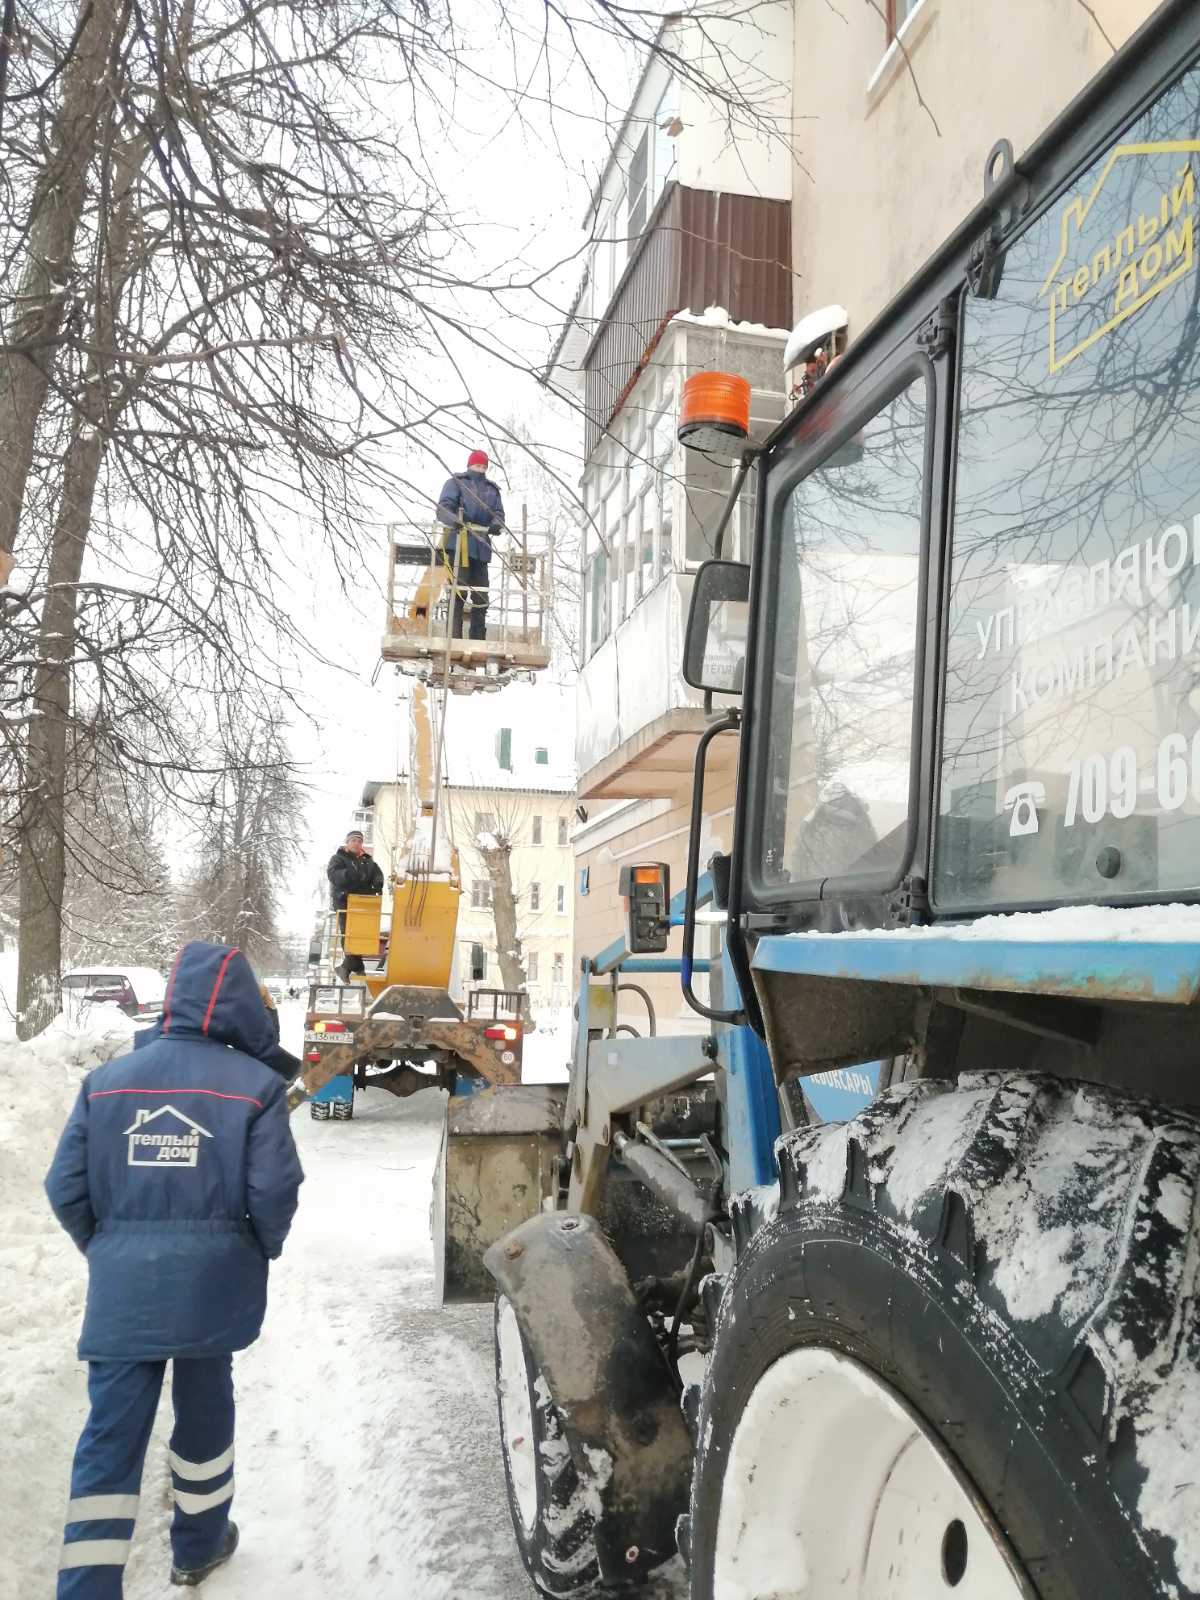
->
<box><xmin>58</xmin><ymin>1356</ymin><xmax>235</xmax><ymax>1599</ymax></box>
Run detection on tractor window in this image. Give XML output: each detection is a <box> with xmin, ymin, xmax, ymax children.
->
<box><xmin>936</xmin><ymin>67</ymin><xmax>1200</xmax><ymax>909</ymax></box>
<box><xmin>760</xmin><ymin>379</ymin><xmax>928</xmax><ymax>891</ymax></box>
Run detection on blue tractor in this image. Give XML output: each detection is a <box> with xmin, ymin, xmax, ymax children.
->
<box><xmin>442</xmin><ymin>10</ymin><xmax>1200</xmax><ymax>1595</ymax></box>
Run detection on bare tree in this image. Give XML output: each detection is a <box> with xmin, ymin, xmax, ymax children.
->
<box><xmin>179</xmin><ymin>715</ymin><xmax>305</xmax><ymax>970</ymax></box>
<box><xmin>0</xmin><ymin>0</ymin><xmax>789</xmax><ymax>1035</ymax></box>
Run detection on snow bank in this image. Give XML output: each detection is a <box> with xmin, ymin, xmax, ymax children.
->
<box><xmin>522</xmin><ymin>1005</ymin><xmax>573</xmax><ymax>1083</ymax></box>
<box><xmin>0</xmin><ymin>1013</ymin><xmax>139</xmax><ymax>1600</ymax></box>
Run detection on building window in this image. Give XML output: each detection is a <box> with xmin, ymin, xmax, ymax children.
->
<box><xmin>534</xmin><ymin>746</ymin><xmax>549</xmax><ymax>766</ymax></box>
<box><xmin>651</xmin><ymin>405</ymin><xmax>675</xmax><ymax>575</ymax></box>
<box><xmin>579</xmin><ymin>866</ymin><xmax>590</xmax><ymax>896</ymax></box>
<box><xmin>553</xmin><ymin>952</ymin><xmax>564</xmax><ymax>984</ymax></box>
<box><xmin>652</xmin><ymin>78</ymin><xmax>678</xmax><ymax>207</ymax></box>
<box><xmin>496</xmin><ymin>728</ymin><xmax>512</xmax><ymax>771</ymax></box>
<box><xmin>587</xmin><ymin>547</ymin><xmax>609</xmax><ymax>655</ymax></box>
<box><xmin>530</xmin><ymin>882</ymin><xmax>541</xmax><ymax>911</ymax></box>
<box><xmin>531</xmin><ymin>814</ymin><xmax>543</xmax><ymax>845</ymax></box>
<box><xmin>556</xmin><ymin>884</ymin><xmax>566</xmax><ymax>913</ymax></box>
<box><xmin>558</xmin><ymin>816</ymin><xmax>569</xmax><ymax>847</ymax></box>
<box><xmin>475</xmin><ymin>811</ymin><xmax>497</xmax><ymax>837</ymax></box>
<box><xmin>471</xmin><ymin>879</ymin><xmax>492</xmax><ymax>910</ymax></box>
<box><xmin>627</xmin><ymin>127</ymin><xmax>650</xmax><ymax>239</ymax></box>
<box><xmin>526</xmin><ymin>950</ymin><xmax>539</xmax><ymax>983</ymax></box>
<box><xmin>886</xmin><ymin>0</ymin><xmax>920</xmax><ymax>38</ymax></box>
<box><xmin>351</xmin><ymin>806</ymin><xmax>374</xmax><ymax>846</ymax></box>
<box><xmin>469</xmin><ymin>942</ymin><xmax>486</xmax><ymax>980</ymax></box>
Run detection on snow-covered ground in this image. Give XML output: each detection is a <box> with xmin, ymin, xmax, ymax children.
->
<box><xmin>1</xmin><ymin>1000</ymin><xmax>543</xmax><ymax>1600</ymax></box>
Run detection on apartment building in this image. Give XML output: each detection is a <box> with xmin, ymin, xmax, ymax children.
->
<box><xmin>552</xmin><ymin>0</ymin><xmax>1161</xmax><ymax>1027</ymax></box>
<box><xmin>791</xmin><ymin>0</ymin><xmax>1158</xmax><ymax>342</ymax></box>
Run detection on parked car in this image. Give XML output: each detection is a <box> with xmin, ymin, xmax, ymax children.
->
<box><xmin>61</xmin><ymin>966</ymin><xmax>167</xmax><ymax>1021</ymax></box>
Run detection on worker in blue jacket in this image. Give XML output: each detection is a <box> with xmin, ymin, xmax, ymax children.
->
<box><xmin>45</xmin><ymin>942</ymin><xmax>305</xmax><ymax>1595</ymax></box>
<box><xmin>435</xmin><ymin>448</ymin><xmax>506</xmax><ymax>640</ymax></box>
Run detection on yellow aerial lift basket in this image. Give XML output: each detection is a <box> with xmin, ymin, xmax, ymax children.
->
<box><xmin>342</xmin><ymin>879</ymin><xmax>461</xmax><ymax>997</ymax></box>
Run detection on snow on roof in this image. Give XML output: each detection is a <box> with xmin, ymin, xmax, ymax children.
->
<box><xmin>784</xmin><ymin>904</ymin><xmax>1200</xmax><ymax>943</ymax></box>
<box><xmin>672</xmin><ymin>305</ymin><xmax>790</xmax><ymax>340</ymax></box>
<box><xmin>433</xmin><ymin>680</ymin><xmax>577</xmax><ymax>793</ymax></box>
<box><xmin>64</xmin><ymin>966</ymin><xmax>167</xmax><ymax>995</ymax></box>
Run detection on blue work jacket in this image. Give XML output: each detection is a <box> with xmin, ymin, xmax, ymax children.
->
<box><xmin>435</xmin><ymin>471</ymin><xmax>506</xmax><ymax>562</ymax></box>
<box><xmin>45</xmin><ymin>942</ymin><xmax>305</xmax><ymax>1361</ymax></box>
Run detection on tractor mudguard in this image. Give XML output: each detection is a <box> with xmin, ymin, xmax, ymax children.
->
<box><xmin>484</xmin><ymin>1211</ymin><xmax>692</xmax><ymax>1586</ymax></box>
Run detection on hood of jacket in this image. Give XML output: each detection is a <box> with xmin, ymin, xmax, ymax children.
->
<box><xmin>153</xmin><ymin>941</ymin><xmax>276</xmax><ymax>1057</ymax></box>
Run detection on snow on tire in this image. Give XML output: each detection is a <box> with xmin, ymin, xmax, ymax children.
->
<box><xmin>689</xmin><ymin>1072</ymin><xmax>1200</xmax><ymax>1600</ymax></box>
<box><xmin>494</xmin><ymin>1294</ymin><xmax>603</xmax><ymax>1597</ymax></box>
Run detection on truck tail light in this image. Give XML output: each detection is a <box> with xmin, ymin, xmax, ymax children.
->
<box><xmin>485</xmin><ymin>1024</ymin><xmax>519</xmax><ymax>1041</ymax></box>
<box><xmin>305</xmin><ymin>1050</ymin><xmax>321</xmax><ymax>1063</ymax></box>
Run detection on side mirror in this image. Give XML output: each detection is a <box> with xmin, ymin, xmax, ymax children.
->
<box><xmin>683</xmin><ymin>559</ymin><xmax>750</xmax><ymax>694</ymax></box>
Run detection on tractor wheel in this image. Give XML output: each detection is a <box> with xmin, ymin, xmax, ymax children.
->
<box><xmin>332</xmin><ymin>1097</ymin><xmax>354</xmax><ymax>1121</ymax></box>
<box><xmin>494</xmin><ymin>1294</ymin><xmax>601</xmax><ymax>1597</ymax></box>
<box><xmin>689</xmin><ymin>1072</ymin><xmax>1200</xmax><ymax>1600</ymax></box>
<box><xmin>310</xmin><ymin>1101</ymin><xmax>331</xmax><ymax>1121</ymax></box>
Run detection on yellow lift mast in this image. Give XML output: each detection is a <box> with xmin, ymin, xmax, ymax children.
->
<box><xmin>295</xmin><ymin>517</ymin><xmax>555</xmax><ymax>1120</ymax></box>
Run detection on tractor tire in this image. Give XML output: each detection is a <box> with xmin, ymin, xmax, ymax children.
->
<box><xmin>332</xmin><ymin>1097</ymin><xmax>354</xmax><ymax>1121</ymax></box>
<box><xmin>310</xmin><ymin>1101</ymin><xmax>331</xmax><ymax>1121</ymax></box>
<box><xmin>688</xmin><ymin>1072</ymin><xmax>1200</xmax><ymax>1600</ymax></box>
<box><xmin>494</xmin><ymin>1293</ymin><xmax>601</xmax><ymax>1597</ymax></box>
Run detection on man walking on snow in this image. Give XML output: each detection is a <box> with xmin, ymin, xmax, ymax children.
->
<box><xmin>45</xmin><ymin>942</ymin><xmax>304</xmax><ymax>1594</ymax></box>
<box><xmin>435</xmin><ymin>448</ymin><xmax>506</xmax><ymax>640</ymax></box>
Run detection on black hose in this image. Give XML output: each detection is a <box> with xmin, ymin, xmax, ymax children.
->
<box><xmin>616</xmin><ymin>981</ymin><xmax>656</xmax><ymax>1037</ymax></box>
<box><xmin>667</xmin><ymin>1224</ymin><xmax>708</xmax><ymax>1386</ymax></box>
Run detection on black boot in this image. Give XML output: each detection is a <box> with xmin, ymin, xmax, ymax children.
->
<box><xmin>171</xmin><ymin>1521</ymin><xmax>239</xmax><ymax>1586</ymax></box>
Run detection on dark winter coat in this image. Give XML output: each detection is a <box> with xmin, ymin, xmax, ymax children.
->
<box><xmin>327</xmin><ymin>846</ymin><xmax>384</xmax><ymax>911</ymax></box>
<box><xmin>435</xmin><ymin>470</ymin><xmax>506</xmax><ymax>563</ymax></box>
<box><xmin>44</xmin><ymin>941</ymin><xmax>305</xmax><ymax>1362</ymax></box>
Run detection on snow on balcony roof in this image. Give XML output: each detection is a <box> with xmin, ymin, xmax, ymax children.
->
<box><xmin>673</xmin><ymin>304</ymin><xmax>790</xmax><ymax>340</ymax></box>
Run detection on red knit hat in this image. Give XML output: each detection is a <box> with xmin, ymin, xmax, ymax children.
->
<box><xmin>467</xmin><ymin>449</ymin><xmax>488</xmax><ymax>470</ymax></box>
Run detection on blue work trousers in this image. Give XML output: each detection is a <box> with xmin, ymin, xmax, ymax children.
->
<box><xmin>58</xmin><ymin>1356</ymin><xmax>235</xmax><ymax>1598</ymax></box>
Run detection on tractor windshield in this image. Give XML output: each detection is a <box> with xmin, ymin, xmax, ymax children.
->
<box><xmin>936</xmin><ymin>65</ymin><xmax>1200</xmax><ymax>910</ymax></box>
<box><xmin>760</xmin><ymin>379</ymin><xmax>928</xmax><ymax>892</ymax></box>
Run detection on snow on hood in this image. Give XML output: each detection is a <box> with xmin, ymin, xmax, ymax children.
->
<box><xmin>138</xmin><ymin>941</ymin><xmax>276</xmax><ymax>1059</ymax></box>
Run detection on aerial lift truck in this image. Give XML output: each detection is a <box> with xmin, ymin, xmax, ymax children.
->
<box><xmin>294</xmin><ymin>515</ymin><xmax>555</xmax><ymax>1177</ymax></box>
<box><xmin>439</xmin><ymin>7</ymin><xmax>1200</xmax><ymax>1597</ymax></box>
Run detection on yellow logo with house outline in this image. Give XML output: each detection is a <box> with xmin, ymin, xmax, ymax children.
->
<box><xmin>1040</xmin><ymin>142</ymin><xmax>1200</xmax><ymax>374</ymax></box>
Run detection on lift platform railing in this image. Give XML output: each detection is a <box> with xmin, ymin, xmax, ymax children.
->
<box><xmin>382</xmin><ymin>522</ymin><xmax>554</xmax><ymax>674</ymax></box>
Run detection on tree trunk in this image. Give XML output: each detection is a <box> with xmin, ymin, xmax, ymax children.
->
<box><xmin>15</xmin><ymin>422</ymin><xmax>105</xmax><ymax>1036</ymax></box>
<box><xmin>477</xmin><ymin>839</ymin><xmax>530</xmax><ymax>1015</ymax></box>
<box><xmin>0</xmin><ymin>0</ymin><xmax>128</xmax><ymax>556</ymax></box>
<box><xmin>13</xmin><ymin>125</ymin><xmax>147</xmax><ymax>1037</ymax></box>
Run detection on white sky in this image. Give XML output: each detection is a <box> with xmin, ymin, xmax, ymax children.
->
<box><xmin>278</xmin><ymin>4</ymin><xmax>641</xmax><ymax>937</ymax></box>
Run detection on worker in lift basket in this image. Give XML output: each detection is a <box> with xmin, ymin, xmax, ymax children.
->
<box><xmin>327</xmin><ymin>828</ymin><xmax>385</xmax><ymax>981</ymax></box>
<box><xmin>435</xmin><ymin>447</ymin><xmax>506</xmax><ymax>640</ymax></box>
<box><xmin>44</xmin><ymin>941</ymin><xmax>304</xmax><ymax>1595</ymax></box>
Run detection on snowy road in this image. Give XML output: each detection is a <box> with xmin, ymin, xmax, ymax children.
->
<box><xmin>3</xmin><ymin>1019</ymin><xmax>538</xmax><ymax>1600</ymax></box>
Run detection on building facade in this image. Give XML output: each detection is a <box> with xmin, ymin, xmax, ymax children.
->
<box><xmin>547</xmin><ymin>5</ymin><xmax>794</xmax><ymax>1028</ymax></box>
<box><xmin>790</xmin><ymin>0</ymin><xmax>1159</xmax><ymax>345</ymax></box>
<box><xmin>555</xmin><ymin>0</ymin><xmax>1161</xmax><ymax>1029</ymax></box>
